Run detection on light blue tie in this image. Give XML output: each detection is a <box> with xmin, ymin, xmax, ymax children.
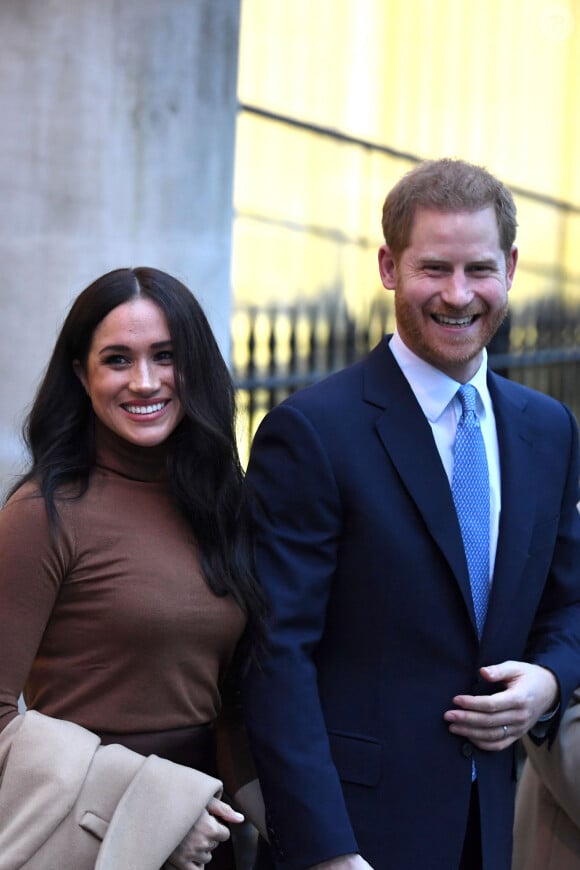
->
<box><xmin>452</xmin><ymin>385</ymin><xmax>490</xmax><ymax>639</ymax></box>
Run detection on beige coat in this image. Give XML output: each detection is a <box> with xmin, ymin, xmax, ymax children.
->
<box><xmin>512</xmin><ymin>689</ymin><xmax>580</xmax><ymax>870</ymax></box>
<box><xmin>0</xmin><ymin>711</ymin><xmax>222</xmax><ymax>870</ymax></box>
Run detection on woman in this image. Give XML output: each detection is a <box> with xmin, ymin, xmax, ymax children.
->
<box><xmin>0</xmin><ymin>267</ymin><xmax>267</xmax><ymax>869</ymax></box>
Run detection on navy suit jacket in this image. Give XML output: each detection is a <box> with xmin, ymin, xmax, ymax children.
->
<box><xmin>242</xmin><ymin>339</ymin><xmax>580</xmax><ymax>870</ymax></box>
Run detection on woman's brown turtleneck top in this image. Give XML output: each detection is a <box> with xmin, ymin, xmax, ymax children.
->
<box><xmin>0</xmin><ymin>427</ymin><xmax>247</xmax><ymax>738</ymax></box>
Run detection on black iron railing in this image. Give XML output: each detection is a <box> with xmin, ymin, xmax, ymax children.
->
<box><xmin>232</xmin><ymin>298</ymin><xmax>580</xmax><ymax>458</ymax></box>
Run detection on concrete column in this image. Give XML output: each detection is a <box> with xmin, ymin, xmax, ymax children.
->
<box><xmin>0</xmin><ymin>0</ymin><xmax>240</xmax><ymax>489</ymax></box>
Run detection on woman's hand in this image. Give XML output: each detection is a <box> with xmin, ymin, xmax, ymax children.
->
<box><xmin>164</xmin><ymin>797</ymin><xmax>244</xmax><ymax>868</ymax></box>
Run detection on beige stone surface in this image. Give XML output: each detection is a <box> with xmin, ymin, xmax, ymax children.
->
<box><xmin>0</xmin><ymin>0</ymin><xmax>240</xmax><ymax>491</ymax></box>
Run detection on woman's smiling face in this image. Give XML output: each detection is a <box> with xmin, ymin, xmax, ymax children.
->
<box><xmin>74</xmin><ymin>296</ymin><xmax>184</xmax><ymax>447</ymax></box>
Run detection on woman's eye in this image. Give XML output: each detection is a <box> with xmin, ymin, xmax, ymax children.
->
<box><xmin>155</xmin><ymin>350</ymin><xmax>174</xmax><ymax>363</ymax></box>
<box><xmin>103</xmin><ymin>354</ymin><xmax>130</xmax><ymax>366</ymax></box>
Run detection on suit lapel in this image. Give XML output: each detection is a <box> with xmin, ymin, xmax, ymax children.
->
<box><xmin>363</xmin><ymin>341</ymin><xmax>476</xmax><ymax>628</ymax></box>
<box><xmin>483</xmin><ymin>373</ymin><xmax>538</xmax><ymax>640</ymax></box>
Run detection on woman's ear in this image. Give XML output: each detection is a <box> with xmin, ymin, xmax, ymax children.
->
<box><xmin>73</xmin><ymin>359</ymin><xmax>89</xmax><ymax>395</ymax></box>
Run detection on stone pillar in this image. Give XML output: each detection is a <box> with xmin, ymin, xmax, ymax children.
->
<box><xmin>0</xmin><ymin>0</ymin><xmax>240</xmax><ymax>489</ymax></box>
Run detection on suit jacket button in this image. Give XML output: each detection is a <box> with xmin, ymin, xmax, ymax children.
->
<box><xmin>461</xmin><ymin>742</ymin><xmax>473</xmax><ymax>758</ymax></box>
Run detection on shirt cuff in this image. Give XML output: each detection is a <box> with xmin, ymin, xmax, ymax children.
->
<box><xmin>529</xmin><ymin>703</ymin><xmax>560</xmax><ymax>739</ymax></box>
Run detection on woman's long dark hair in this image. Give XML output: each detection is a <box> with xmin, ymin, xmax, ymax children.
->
<box><xmin>8</xmin><ymin>267</ymin><xmax>268</xmax><ymax>647</ymax></box>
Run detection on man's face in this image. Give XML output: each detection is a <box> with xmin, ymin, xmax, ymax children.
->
<box><xmin>378</xmin><ymin>206</ymin><xmax>518</xmax><ymax>382</ymax></box>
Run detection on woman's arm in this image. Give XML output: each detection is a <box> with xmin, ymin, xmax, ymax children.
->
<box><xmin>0</xmin><ymin>485</ymin><xmax>67</xmax><ymax>730</ymax></box>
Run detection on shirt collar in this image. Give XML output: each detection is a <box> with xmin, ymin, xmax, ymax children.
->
<box><xmin>389</xmin><ymin>330</ymin><xmax>491</xmax><ymax>423</ymax></box>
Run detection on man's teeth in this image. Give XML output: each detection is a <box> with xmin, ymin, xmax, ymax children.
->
<box><xmin>124</xmin><ymin>402</ymin><xmax>165</xmax><ymax>415</ymax></box>
<box><xmin>435</xmin><ymin>315</ymin><xmax>474</xmax><ymax>326</ymax></box>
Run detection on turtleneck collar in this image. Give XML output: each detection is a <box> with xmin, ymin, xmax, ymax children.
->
<box><xmin>94</xmin><ymin>421</ymin><xmax>169</xmax><ymax>483</ymax></box>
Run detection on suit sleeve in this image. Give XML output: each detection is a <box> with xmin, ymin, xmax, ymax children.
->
<box><xmin>524</xmin><ymin>404</ymin><xmax>580</xmax><ymax>728</ymax></box>
<box><xmin>242</xmin><ymin>403</ymin><xmax>359</xmax><ymax>869</ymax></box>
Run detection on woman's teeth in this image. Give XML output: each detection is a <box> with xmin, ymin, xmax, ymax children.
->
<box><xmin>124</xmin><ymin>402</ymin><xmax>166</xmax><ymax>415</ymax></box>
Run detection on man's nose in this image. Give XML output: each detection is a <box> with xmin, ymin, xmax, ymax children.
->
<box><xmin>440</xmin><ymin>271</ymin><xmax>473</xmax><ymax>307</ymax></box>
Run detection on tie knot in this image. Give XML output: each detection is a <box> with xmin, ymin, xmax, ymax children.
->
<box><xmin>457</xmin><ymin>384</ymin><xmax>478</xmax><ymax>416</ymax></box>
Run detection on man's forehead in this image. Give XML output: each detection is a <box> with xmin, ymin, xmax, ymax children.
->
<box><xmin>408</xmin><ymin>205</ymin><xmax>500</xmax><ymax>239</ymax></box>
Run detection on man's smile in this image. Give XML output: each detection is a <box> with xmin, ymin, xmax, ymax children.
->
<box><xmin>431</xmin><ymin>313</ymin><xmax>480</xmax><ymax>327</ymax></box>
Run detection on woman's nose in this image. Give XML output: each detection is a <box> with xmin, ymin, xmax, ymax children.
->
<box><xmin>129</xmin><ymin>361</ymin><xmax>160</xmax><ymax>393</ymax></box>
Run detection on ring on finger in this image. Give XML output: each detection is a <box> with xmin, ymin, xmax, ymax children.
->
<box><xmin>503</xmin><ymin>724</ymin><xmax>509</xmax><ymax>738</ymax></box>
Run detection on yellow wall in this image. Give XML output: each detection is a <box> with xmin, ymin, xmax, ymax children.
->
<box><xmin>237</xmin><ymin>0</ymin><xmax>580</xmax><ymax>196</ymax></box>
<box><xmin>234</xmin><ymin>0</ymin><xmax>580</xmax><ymax>308</ymax></box>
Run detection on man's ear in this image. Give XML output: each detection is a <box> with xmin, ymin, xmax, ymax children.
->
<box><xmin>378</xmin><ymin>245</ymin><xmax>397</xmax><ymax>290</ymax></box>
<box><xmin>73</xmin><ymin>359</ymin><xmax>89</xmax><ymax>394</ymax></box>
<box><xmin>506</xmin><ymin>245</ymin><xmax>518</xmax><ymax>291</ymax></box>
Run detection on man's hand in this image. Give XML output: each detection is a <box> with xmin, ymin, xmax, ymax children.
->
<box><xmin>443</xmin><ymin>660</ymin><xmax>558</xmax><ymax>750</ymax></box>
<box><xmin>164</xmin><ymin>797</ymin><xmax>244</xmax><ymax>869</ymax></box>
<box><xmin>309</xmin><ymin>855</ymin><xmax>374</xmax><ymax>869</ymax></box>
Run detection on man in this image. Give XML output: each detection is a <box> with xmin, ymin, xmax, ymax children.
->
<box><xmin>242</xmin><ymin>159</ymin><xmax>580</xmax><ymax>870</ymax></box>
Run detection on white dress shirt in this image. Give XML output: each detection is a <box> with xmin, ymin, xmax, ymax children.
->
<box><xmin>389</xmin><ymin>331</ymin><xmax>501</xmax><ymax>583</ymax></box>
